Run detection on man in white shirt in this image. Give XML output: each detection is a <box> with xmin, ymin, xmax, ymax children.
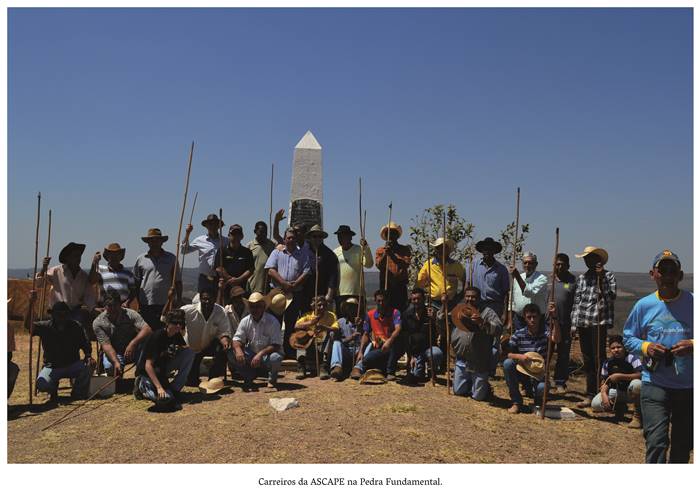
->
<box><xmin>510</xmin><ymin>252</ymin><xmax>549</xmax><ymax>331</ymax></box>
<box><xmin>231</xmin><ymin>292</ymin><xmax>283</xmax><ymax>391</ymax></box>
<box><xmin>182</xmin><ymin>213</ymin><xmax>225</xmax><ymax>297</ymax></box>
<box><xmin>333</xmin><ymin>225</ymin><xmax>373</xmax><ymax>311</ymax></box>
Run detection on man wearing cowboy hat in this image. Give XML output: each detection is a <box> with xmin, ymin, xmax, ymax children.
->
<box><xmin>333</xmin><ymin>224</ymin><xmax>373</xmax><ymax>311</ymax></box>
<box><xmin>265</xmin><ymin>227</ymin><xmax>313</xmax><ymax>357</ymax></box>
<box><xmin>36</xmin><ymin>242</ymin><xmax>96</xmax><ymax>317</ymax></box>
<box><xmin>571</xmin><ymin>245</ymin><xmax>617</xmax><ymax>407</ymax></box>
<box><xmin>89</xmin><ymin>243</ymin><xmax>137</xmax><ymax>307</ymax></box>
<box><xmin>182</xmin><ymin>213</ymin><xmax>225</xmax><ymax>296</ymax></box>
<box><xmin>305</xmin><ymin>224</ymin><xmax>339</xmax><ymax>305</ymax></box>
<box><xmin>623</xmin><ymin>250</ymin><xmax>693</xmax><ymax>463</ymax></box>
<box><xmin>133</xmin><ymin>228</ymin><xmax>182</xmax><ymax>330</ymax></box>
<box><xmin>375</xmin><ymin>222</ymin><xmax>412</xmax><ymax>313</ymax></box>
<box><xmin>503</xmin><ymin>302</ymin><xmax>560</xmax><ymax>414</ymax></box>
<box><xmin>214</xmin><ymin>224</ymin><xmax>255</xmax><ymax>305</ymax></box>
<box><xmin>247</xmin><ymin>220</ymin><xmax>277</xmax><ymax>295</ymax></box>
<box><xmin>451</xmin><ymin>286</ymin><xmax>503</xmax><ymax>400</ymax></box>
<box><xmin>231</xmin><ymin>292</ymin><xmax>284</xmax><ymax>390</ymax></box>
<box><xmin>293</xmin><ymin>296</ymin><xmax>340</xmax><ymax>380</ymax></box>
<box><xmin>26</xmin><ymin>296</ymin><xmax>95</xmax><ymax>404</ymax></box>
<box><xmin>133</xmin><ymin>309</ymin><xmax>194</xmax><ymax>411</ymax></box>
<box><xmin>330</xmin><ymin>297</ymin><xmax>364</xmax><ymax>380</ymax></box>
<box><xmin>469</xmin><ymin>237</ymin><xmax>510</xmax><ymax>318</ymax></box>
<box><xmin>509</xmin><ymin>252</ymin><xmax>549</xmax><ymax>331</ymax></box>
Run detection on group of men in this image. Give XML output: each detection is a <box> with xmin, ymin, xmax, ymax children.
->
<box><xmin>8</xmin><ymin>210</ymin><xmax>693</xmax><ymax>464</ymax></box>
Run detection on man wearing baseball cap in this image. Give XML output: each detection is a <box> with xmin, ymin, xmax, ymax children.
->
<box><xmin>214</xmin><ymin>224</ymin><xmax>254</xmax><ymax>304</ymax></box>
<box><xmin>623</xmin><ymin>250</ymin><xmax>693</xmax><ymax>463</ymax></box>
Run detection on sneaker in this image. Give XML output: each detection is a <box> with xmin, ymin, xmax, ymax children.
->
<box><xmin>133</xmin><ymin>378</ymin><xmax>144</xmax><ymax>400</ymax></box>
<box><xmin>508</xmin><ymin>404</ymin><xmax>521</xmax><ymax>414</ymax></box>
<box><xmin>576</xmin><ymin>398</ymin><xmax>592</xmax><ymax>409</ymax></box>
<box><xmin>350</xmin><ymin>367</ymin><xmax>362</xmax><ymax>380</ymax></box>
<box><xmin>319</xmin><ymin>366</ymin><xmax>330</xmax><ymax>381</ymax></box>
<box><xmin>330</xmin><ymin>366</ymin><xmax>343</xmax><ymax>380</ymax></box>
<box><xmin>386</xmin><ymin>373</ymin><xmax>396</xmax><ymax>382</ymax></box>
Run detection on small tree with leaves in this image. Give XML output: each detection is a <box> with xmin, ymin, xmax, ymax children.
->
<box><xmin>407</xmin><ymin>204</ymin><xmax>475</xmax><ymax>285</ymax></box>
<box><xmin>497</xmin><ymin>222</ymin><xmax>530</xmax><ymax>267</ymax></box>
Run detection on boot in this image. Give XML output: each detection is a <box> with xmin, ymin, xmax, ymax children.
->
<box><xmin>319</xmin><ymin>365</ymin><xmax>330</xmax><ymax>380</ymax></box>
<box><xmin>628</xmin><ymin>406</ymin><xmax>642</xmax><ymax>429</ymax></box>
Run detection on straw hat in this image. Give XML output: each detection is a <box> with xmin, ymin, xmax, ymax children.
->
<box><xmin>289</xmin><ymin>330</ymin><xmax>315</xmax><ymax>350</ymax></box>
<box><xmin>267</xmin><ymin>289</ymin><xmax>288</xmax><ymax>316</ymax></box>
<box><xmin>575</xmin><ymin>246</ymin><xmax>608</xmax><ymax>265</ymax></box>
<box><xmin>359</xmin><ymin>369</ymin><xmax>387</xmax><ymax>385</ymax></box>
<box><xmin>198</xmin><ymin>377</ymin><xmax>226</xmax><ymax>394</ymax></box>
<box><xmin>450</xmin><ymin>303</ymin><xmax>481</xmax><ymax>332</ymax></box>
<box><xmin>515</xmin><ymin>352</ymin><xmax>545</xmax><ymax>381</ymax></box>
<box><xmin>340</xmin><ymin>297</ymin><xmax>359</xmax><ymax>315</ymax></box>
<box><xmin>307</xmin><ymin>224</ymin><xmax>328</xmax><ymax>239</ymax></box>
<box><xmin>58</xmin><ymin>242</ymin><xmax>86</xmax><ymax>264</ymax></box>
<box><xmin>431</xmin><ymin>237</ymin><xmax>456</xmax><ymax>253</ymax></box>
<box><xmin>103</xmin><ymin>243</ymin><xmax>126</xmax><ymax>261</ymax></box>
<box><xmin>380</xmin><ymin>222</ymin><xmax>403</xmax><ymax>241</ymax></box>
<box><xmin>141</xmin><ymin>228</ymin><xmax>168</xmax><ymax>243</ymax></box>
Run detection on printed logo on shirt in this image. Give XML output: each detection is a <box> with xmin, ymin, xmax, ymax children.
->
<box><xmin>650</xmin><ymin>312</ymin><xmax>691</xmax><ymax>336</ymax></box>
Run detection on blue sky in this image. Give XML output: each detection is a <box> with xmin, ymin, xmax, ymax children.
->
<box><xmin>7</xmin><ymin>8</ymin><xmax>693</xmax><ymax>272</ymax></box>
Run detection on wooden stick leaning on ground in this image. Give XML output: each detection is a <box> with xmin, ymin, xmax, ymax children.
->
<box><xmin>314</xmin><ymin>246</ymin><xmax>321</xmax><ymax>376</ymax></box>
<box><xmin>426</xmin><ymin>240</ymin><xmax>436</xmax><ymax>387</ymax></box>
<box><xmin>217</xmin><ymin>208</ymin><xmax>225</xmax><ymax>306</ymax></box>
<box><xmin>596</xmin><ymin>274</ymin><xmax>603</xmax><ymax>393</ymax></box>
<box><xmin>354</xmin><ymin>209</ymin><xmax>367</xmax><ymax>367</ymax></box>
<box><xmin>35</xmin><ymin>208</ymin><xmax>52</xmax><ymax>395</ymax></box>
<box><xmin>162</xmin><ymin>142</ymin><xmax>194</xmax><ymax>319</ymax></box>
<box><xmin>504</xmin><ymin>187</ymin><xmax>521</xmax><ymax>336</ymax></box>
<box><xmin>383</xmin><ymin>202</ymin><xmax>393</xmax><ymax>292</ymax></box>
<box><xmin>28</xmin><ymin>192</ymin><xmax>42</xmax><ymax>405</ymax></box>
<box><xmin>180</xmin><ymin>191</ymin><xmax>198</xmax><ymax>276</ymax></box>
<box><xmin>265</xmin><ymin>164</ymin><xmax>274</xmax><ymax>293</ymax></box>
<box><xmin>539</xmin><ymin>227</ymin><xmax>559</xmax><ymax>419</ymax></box>
<box><xmin>442</xmin><ymin>210</ymin><xmax>451</xmax><ymax>394</ymax></box>
<box><xmin>41</xmin><ymin>363</ymin><xmax>137</xmax><ymax>431</ymax></box>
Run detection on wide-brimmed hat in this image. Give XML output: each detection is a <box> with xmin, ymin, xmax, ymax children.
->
<box><xmin>475</xmin><ymin>237</ymin><xmax>502</xmax><ymax>254</ymax></box>
<box><xmin>199</xmin><ymin>377</ymin><xmax>226</xmax><ymax>394</ymax></box>
<box><xmin>515</xmin><ymin>352</ymin><xmax>545</xmax><ymax>381</ymax></box>
<box><xmin>334</xmin><ymin>225</ymin><xmax>356</xmax><ymax>237</ymax></box>
<box><xmin>246</xmin><ymin>292</ymin><xmax>267</xmax><ymax>308</ymax></box>
<box><xmin>450</xmin><ymin>303</ymin><xmax>481</xmax><ymax>332</ymax></box>
<box><xmin>141</xmin><ymin>228</ymin><xmax>169</xmax><ymax>243</ymax></box>
<box><xmin>380</xmin><ymin>222</ymin><xmax>403</xmax><ymax>241</ymax></box>
<box><xmin>266</xmin><ymin>288</ymin><xmax>288</xmax><ymax>316</ymax></box>
<box><xmin>58</xmin><ymin>242</ymin><xmax>86</xmax><ymax>264</ymax></box>
<box><xmin>201</xmin><ymin>213</ymin><xmax>224</xmax><ymax>228</ymax></box>
<box><xmin>359</xmin><ymin>369</ymin><xmax>386</xmax><ymax>385</ymax></box>
<box><xmin>307</xmin><ymin>224</ymin><xmax>328</xmax><ymax>239</ymax></box>
<box><xmin>575</xmin><ymin>246</ymin><xmax>608</xmax><ymax>265</ymax></box>
<box><xmin>289</xmin><ymin>330</ymin><xmax>315</xmax><ymax>350</ymax></box>
<box><xmin>341</xmin><ymin>297</ymin><xmax>360</xmax><ymax>314</ymax></box>
<box><xmin>103</xmin><ymin>243</ymin><xmax>126</xmax><ymax>261</ymax></box>
<box><xmin>431</xmin><ymin>237</ymin><xmax>456</xmax><ymax>253</ymax></box>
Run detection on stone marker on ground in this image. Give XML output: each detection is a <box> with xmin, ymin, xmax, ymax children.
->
<box><xmin>269</xmin><ymin>397</ymin><xmax>299</xmax><ymax>412</ymax></box>
<box><xmin>535</xmin><ymin>405</ymin><xmax>576</xmax><ymax>420</ymax></box>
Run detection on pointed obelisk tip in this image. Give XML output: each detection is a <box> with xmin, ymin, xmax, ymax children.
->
<box><xmin>295</xmin><ymin>130</ymin><xmax>322</xmax><ymax>150</ymax></box>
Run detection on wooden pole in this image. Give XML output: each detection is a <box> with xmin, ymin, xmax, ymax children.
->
<box><xmin>442</xmin><ymin>210</ymin><xmax>451</xmax><ymax>394</ymax></box>
<box><xmin>265</xmin><ymin>164</ymin><xmax>274</xmax><ymax>293</ymax></box>
<box><xmin>180</xmin><ymin>191</ymin><xmax>198</xmax><ymax>275</ymax></box>
<box><xmin>506</xmin><ymin>188</ymin><xmax>521</xmax><ymax>333</ymax></box>
<box><xmin>426</xmin><ymin>240</ymin><xmax>436</xmax><ymax>387</ymax></box>
<box><xmin>167</xmin><ymin>141</ymin><xmax>195</xmax><ymax>317</ymax></box>
<box><xmin>28</xmin><ymin>192</ymin><xmax>41</xmax><ymax>405</ymax></box>
<box><xmin>41</xmin><ymin>363</ymin><xmax>137</xmax><ymax>431</ymax></box>
<box><xmin>540</xmin><ymin>227</ymin><xmax>559</xmax><ymax>419</ymax></box>
<box><xmin>217</xmin><ymin>208</ymin><xmax>225</xmax><ymax>305</ymax></box>
<box><xmin>596</xmin><ymin>275</ymin><xmax>603</xmax><ymax>393</ymax></box>
<box><xmin>356</xmin><ymin>178</ymin><xmax>364</xmax><ymax>322</ymax></box>
<box><xmin>468</xmin><ymin>253</ymin><xmax>473</xmax><ymax>287</ymax></box>
<box><xmin>383</xmin><ymin>202</ymin><xmax>393</xmax><ymax>292</ymax></box>
<box><xmin>314</xmin><ymin>247</ymin><xmax>320</xmax><ymax>376</ymax></box>
<box><xmin>35</xmin><ymin>209</ymin><xmax>52</xmax><ymax>395</ymax></box>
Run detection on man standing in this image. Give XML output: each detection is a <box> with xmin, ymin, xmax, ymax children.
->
<box><xmin>469</xmin><ymin>237</ymin><xmax>510</xmax><ymax>317</ymax></box>
<box><xmin>180</xmin><ymin>286</ymin><xmax>233</xmax><ymax>386</ymax></box>
<box><xmin>375</xmin><ymin>222</ymin><xmax>412</xmax><ymax>313</ymax></box>
<box><xmin>265</xmin><ymin>228</ymin><xmax>312</xmax><ymax>356</ymax></box>
<box><xmin>214</xmin><ymin>224</ymin><xmax>254</xmax><ymax>303</ymax></box>
<box><xmin>306</xmin><ymin>225</ymin><xmax>339</xmax><ymax>305</ymax></box>
<box><xmin>93</xmin><ymin>289</ymin><xmax>152</xmax><ymax>376</ymax></box>
<box><xmin>231</xmin><ymin>293</ymin><xmax>284</xmax><ymax>390</ymax></box>
<box><xmin>182</xmin><ymin>213</ymin><xmax>225</xmax><ymax>294</ymax></box>
<box><xmin>90</xmin><ymin>243</ymin><xmax>137</xmax><ymax>306</ymax></box>
<box><xmin>133</xmin><ymin>228</ymin><xmax>182</xmax><ymax>330</ymax></box>
<box><xmin>247</xmin><ymin>221</ymin><xmax>276</xmax><ymax>295</ymax></box>
<box><xmin>510</xmin><ymin>252</ymin><xmax>549</xmax><ymax>330</ymax></box>
<box><xmin>400</xmin><ymin>288</ymin><xmax>444</xmax><ymax>384</ymax></box>
<box><xmin>623</xmin><ymin>250</ymin><xmax>693</xmax><ymax>463</ymax></box>
<box><xmin>550</xmin><ymin>253</ymin><xmax>577</xmax><ymax>393</ymax></box>
<box><xmin>451</xmin><ymin>287</ymin><xmax>503</xmax><ymax>400</ymax></box>
<box><xmin>571</xmin><ymin>246</ymin><xmax>617</xmax><ymax>408</ymax></box>
<box><xmin>333</xmin><ymin>225</ymin><xmax>373</xmax><ymax>311</ymax></box>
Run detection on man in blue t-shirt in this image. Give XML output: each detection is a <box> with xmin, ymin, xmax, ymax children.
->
<box><xmin>623</xmin><ymin>250</ymin><xmax>693</xmax><ymax>464</ymax></box>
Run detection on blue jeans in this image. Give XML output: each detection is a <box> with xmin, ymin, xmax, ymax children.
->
<box><xmin>136</xmin><ymin>346</ymin><xmax>195</xmax><ymax>403</ymax></box>
<box><xmin>503</xmin><ymin>357</ymin><xmax>545</xmax><ymax>406</ymax></box>
<box><xmin>410</xmin><ymin>346</ymin><xmax>444</xmax><ymax>378</ymax></box>
<box><xmin>553</xmin><ymin>327</ymin><xmax>571</xmax><ymax>386</ymax></box>
<box><xmin>36</xmin><ymin>360</ymin><xmax>91</xmax><ymax>398</ymax></box>
<box><xmin>230</xmin><ymin>346</ymin><xmax>283</xmax><ymax>383</ymax></box>
<box><xmin>453</xmin><ymin>360</ymin><xmax>491</xmax><ymax>400</ymax></box>
<box><xmin>358</xmin><ymin>342</ymin><xmax>402</xmax><ymax>375</ymax></box>
<box><xmin>592</xmin><ymin>379</ymin><xmax>642</xmax><ymax>412</ymax></box>
<box><xmin>640</xmin><ymin>382</ymin><xmax>693</xmax><ymax>463</ymax></box>
<box><xmin>102</xmin><ymin>342</ymin><xmax>144</xmax><ymax>371</ymax></box>
<box><xmin>329</xmin><ymin>341</ymin><xmax>359</xmax><ymax>375</ymax></box>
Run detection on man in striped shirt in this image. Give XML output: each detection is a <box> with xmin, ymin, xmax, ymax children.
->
<box><xmin>89</xmin><ymin>243</ymin><xmax>137</xmax><ymax>307</ymax></box>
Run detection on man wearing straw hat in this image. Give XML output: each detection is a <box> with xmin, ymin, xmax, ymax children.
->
<box><xmin>133</xmin><ymin>228</ymin><xmax>181</xmax><ymax>330</ymax></box>
<box><xmin>503</xmin><ymin>302</ymin><xmax>560</xmax><ymax>414</ymax></box>
<box><xmin>231</xmin><ymin>292</ymin><xmax>284</xmax><ymax>390</ymax></box>
<box><xmin>571</xmin><ymin>245</ymin><xmax>617</xmax><ymax>408</ymax></box>
<box><xmin>214</xmin><ymin>223</ymin><xmax>254</xmax><ymax>304</ymax></box>
<box><xmin>182</xmin><ymin>213</ymin><xmax>225</xmax><ymax>296</ymax></box>
<box><xmin>133</xmin><ymin>309</ymin><xmax>194</xmax><ymax>411</ymax></box>
<box><xmin>89</xmin><ymin>243</ymin><xmax>137</xmax><ymax>307</ymax></box>
<box><xmin>375</xmin><ymin>222</ymin><xmax>412</xmax><ymax>313</ymax></box>
<box><xmin>333</xmin><ymin>224</ymin><xmax>373</xmax><ymax>311</ymax></box>
<box><xmin>509</xmin><ymin>252</ymin><xmax>549</xmax><ymax>331</ymax></box>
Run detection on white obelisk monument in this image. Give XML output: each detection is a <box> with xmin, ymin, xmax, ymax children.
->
<box><xmin>290</xmin><ymin>130</ymin><xmax>323</xmax><ymax>229</ymax></box>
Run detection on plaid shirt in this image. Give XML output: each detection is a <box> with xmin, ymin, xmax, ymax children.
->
<box><xmin>571</xmin><ymin>270</ymin><xmax>616</xmax><ymax>328</ymax></box>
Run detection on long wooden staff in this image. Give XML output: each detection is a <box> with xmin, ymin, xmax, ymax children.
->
<box><xmin>426</xmin><ymin>240</ymin><xmax>436</xmax><ymax>387</ymax></box>
<box><xmin>468</xmin><ymin>253</ymin><xmax>473</xmax><ymax>287</ymax></box>
<box><xmin>354</xmin><ymin>209</ymin><xmax>367</xmax><ymax>367</ymax></box>
<box><xmin>180</xmin><ymin>191</ymin><xmax>198</xmax><ymax>275</ymax></box>
<box><xmin>217</xmin><ymin>208</ymin><xmax>225</xmax><ymax>305</ymax></box>
<box><xmin>383</xmin><ymin>202</ymin><xmax>393</xmax><ymax>292</ymax></box>
<box><xmin>28</xmin><ymin>192</ymin><xmax>41</xmax><ymax>405</ymax></box>
<box><xmin>35</xmin><ymin>209</ymin><xmax>52</xmax><ymax>395</ymax></box>
<box><xmin>442</xmin><ymin>211</ymin><xmax>451</xmax><ymax>394</ymax></box>
<box><xmin>41</xmin><ymin>363</ymin><xmax>137</xmax><ymax>431</ymax></box>
<box><xmin>314</xmin><ymin>247</ymin><xmax>321</xmax><ymax>376</ymax></box>
<box><xmin>596</xmin><ymin>274</ymin><xmax>603</xmax><ymax>393</ymax></box>
<box><xmin>265</xmin><ymin>164</ymin><xmax>274</xmax><ymax>293</ymax></box>
<box><xmin>506</xmin><ymin>187</ymin><xmax>521</xmax><ymax>332</ymax></box>
<box><xmin>540</xmin><ymin>227</ymin><xmax>559</xmax><ymax>419</ymax></box>
<box><xmin>164</xmin><ymin>142</ymin><xmax>194</xmax><ymax>318</ymax></box>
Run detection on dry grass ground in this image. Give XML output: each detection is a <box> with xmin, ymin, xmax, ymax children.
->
<box><xmin>8</xmin><ymin>332</ymin><xmax>651</xmax><ymax>464</ymax></box>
